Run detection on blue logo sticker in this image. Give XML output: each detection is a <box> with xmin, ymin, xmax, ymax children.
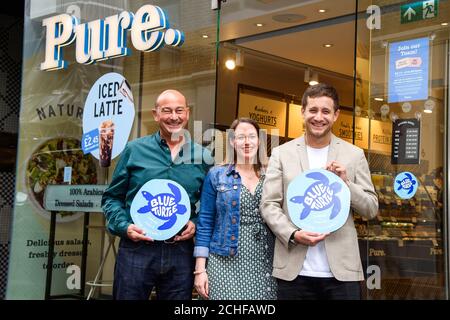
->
<box><xmin>81</xmin><ymin>128</ymin><xmax>99</xmax><ymax>154</ymax></box>
<box><xmin>130</xmin><ymin>179</ymin><xmax>190</xmax><ymax>241</ymax></box>
<box><xmin>287</xmin><ymin>169</ymin><xmax>351</xmax><ymax>233</ymax></box>
<box><xmin>394</xmin><ymin>171</ymin><xmax>418</xmax><ymax>199</ymax></box>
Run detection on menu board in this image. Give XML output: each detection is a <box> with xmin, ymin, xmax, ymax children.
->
<box><xmin>391</xmin><ymin>119</ymin><xmax>421</xmax><ymax>164</ymax></box>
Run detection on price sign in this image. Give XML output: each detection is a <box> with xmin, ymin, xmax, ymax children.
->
<box><xmin>81</xmin><ymin>128</ymin><xmax>99</xmax><ymax>154</ymax></box>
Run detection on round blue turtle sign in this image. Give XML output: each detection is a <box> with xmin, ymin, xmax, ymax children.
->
<box><xmin>287</xmin><ymin>169</ymin><xmax>351</xmax><ymax>233</ymax></box>
<box><xmin>394</xmin><ymin>171</ymin><xmax>418</xmax><ymax>199</ymax></box>
<box><xmin>130</xmin><ymin>179</ymin><xmax>190</xmax><ymax>240</ymax></box>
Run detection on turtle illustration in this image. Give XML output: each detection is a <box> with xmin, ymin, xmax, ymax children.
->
<box><xmin>137</xmin><ymin>183</ymin><xmax>187</xmax><ymax>230</ymax></box>
<box><xmin>396</xmin><ymin>173</ymin><xmax>417</xmax><ymax>195</ymax></box>
<box><xmin>290</xmin><ymin>172</ymin><xmax>342</xmax><ymax>220</ymax></box>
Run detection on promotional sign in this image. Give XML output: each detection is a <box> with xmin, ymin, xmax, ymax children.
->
<box><xmin>371</xmin><ymin>119</ymin><xmax>392</xmax><ymax>155</ymax></box>
<box><xmin>287</xmin><ymin>169</ymin><xmax>350</xmax><ymax>233</ymax></box>
<box><xmin>394</xmin><ymin>172</ymin><xmax>419</xmax><ymax>199</ymax></box>
<box><xmin>391</xmin><ymin>118</ymin><xmax>421</xmax><ymax>164</ymax></box>
<box><xmin>44</xmin><ymin>185</ymin><xmax>108</xmax><ymax>212</ymax></box>
<box><xmin>238</xmin><ymin>92</ymin><xmax>286</xmax><ymax>136</ymax></box>
<box><xmin>82</xmin><ymin>73</ymin><xmax>135</xmax><ymax>167</ymax></box>
<box><xmin>388</xmin><ymin>37</ymin><xmax>429</xmax><ymax>103</ymax></box>
<box><xmin>130</xmin><ymin>179</ymin><xmax>191</xmax><ymax>240</ymax></box>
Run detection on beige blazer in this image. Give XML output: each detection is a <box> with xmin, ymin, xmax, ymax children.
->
<box><xmin>261</xmin><ymin>134</ymin><xmax>378</xmax><ymax>281</ymax></box>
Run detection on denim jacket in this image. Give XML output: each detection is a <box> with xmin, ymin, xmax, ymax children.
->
<box><xmin>194</xmin><ymin>164</ymin><xmax>245</xmax><ymax>257</ymax></box>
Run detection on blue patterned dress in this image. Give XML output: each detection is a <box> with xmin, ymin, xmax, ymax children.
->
<box><xmin>207</xmin><ymin>177</ymin><xmax>277</xmax><ymax>300</ymax></box>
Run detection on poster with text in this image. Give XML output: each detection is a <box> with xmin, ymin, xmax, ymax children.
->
<box><xmin>388</xmin><ymin>37</ymin><xmax>429</xmax><ymax>103</ymax></box>
<box><xmin>82</xmin><ymin>73</ymin><xmax>135</xmax><ymax>167</ymax></box>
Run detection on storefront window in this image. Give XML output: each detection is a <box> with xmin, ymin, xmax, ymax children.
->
<box><xmin>217</xmin><ymin>0</ymin><xmax>449</xmax><ymax>299</ymax></box>
<box><xmin>6</xmin><ymin>0</ymin><xmax>450</xmax><ymax>300</ymax></box>
<box><xmin>7</xmin><ymin>0</ymin><xmax>218</xmax><ymax>299</ymax></box>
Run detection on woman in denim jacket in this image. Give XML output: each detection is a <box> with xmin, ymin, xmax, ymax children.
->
<box><xmin>194</xmin><ymin>118</ymin><xmax>277</xmax><ymax>299</ymax></box>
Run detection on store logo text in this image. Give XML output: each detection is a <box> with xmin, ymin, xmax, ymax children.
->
<box><xmin>41</xmin><ymin>4</ymin><xmax>184</xmax><ymax>71</ymax></box>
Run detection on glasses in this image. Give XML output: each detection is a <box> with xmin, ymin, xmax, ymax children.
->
<box><xmin>159</xmin><ymin>106</ymin><xmax>187</xmax><ymax>115</ymax></box>
<box><xmin>234</xmin><ymin>134</ymin><xmax>258</xmax><ymax>143</ymax></box>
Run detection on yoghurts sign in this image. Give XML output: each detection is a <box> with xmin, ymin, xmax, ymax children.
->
<box><xmin>40</xmin><ymin>4</ymin><xmax>184</xmax><ymax>71</ymax></box>
<box><xmin>238</xmin><ymin>92</ymin><xmax>286</xmax><ymax>136</ymax></box>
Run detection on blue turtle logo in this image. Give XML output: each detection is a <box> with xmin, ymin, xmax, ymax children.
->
<box><xmin>137</xmin><ymin>183</ymin><xmax>187</xmax><ymax>230</ymax></box>
<box><xmin>290</xmin><ymin>171</ymin><xmax>342</xmax><ymax>220</ymax></box>
<box><xmin>395</xmin><ymin>172</ymin><xmax>417</xmax><ymax>195</ymax></box>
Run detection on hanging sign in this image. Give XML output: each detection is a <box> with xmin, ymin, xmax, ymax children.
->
<box><xmin>287</xmin><ymin>169</ymin><xmax>350</xmax><ymax>233</ymax></box>
<box><xmin>388</xmin><ymin>37</ymin><xmax>429</xmax><ymax>103</ymax></box>
<box><xmin>391</xmin><ymin>118</ymin><xmax>421</xmax><ymax>164</ymax></box>
<box><xmin>130</xmin><ymin>179</ymin><xmax>191</xmax><ymax>241</ymax></box>
<box><xmin>394</xmin><ymin>172</ymin><xmax>419</xmax><ymax>199</ymax></box>
<box><xmin>82</xmin><ymin>73</ymin><xmax>135</xmax><ymax>167</ymax></box>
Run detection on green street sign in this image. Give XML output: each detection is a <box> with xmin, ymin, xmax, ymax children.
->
<box><xmin>401</xmin><ymin>0</ymin><xmax>439</xmax><ymax>24</ymax></box>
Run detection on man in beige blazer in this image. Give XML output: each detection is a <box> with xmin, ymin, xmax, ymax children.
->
<box><xmin>261</xmin><ymin>83</ymin><xmax>378</xmax><ymax>299</ymax></box>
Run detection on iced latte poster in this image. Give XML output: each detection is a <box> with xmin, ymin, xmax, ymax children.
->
<box><xmin>82</xmin><ymin>73</ymin><xmax>135</xmax><ymax>167</ymax></box>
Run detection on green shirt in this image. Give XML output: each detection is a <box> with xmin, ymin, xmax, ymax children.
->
<box><xmin>101</xmin><ymin>131</ymin><xmax>213</xmax><ymax>238</ymax></box>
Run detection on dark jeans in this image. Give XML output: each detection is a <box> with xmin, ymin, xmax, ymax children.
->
<box><xmin>277</xmin><ymin>276</ymin><xmax>361</xmax><ymax>300</ymax></box>
<box><xmin>113</xmin><ymin>238</ymin><xmax>195</xmax><ymax>300</ymax></box>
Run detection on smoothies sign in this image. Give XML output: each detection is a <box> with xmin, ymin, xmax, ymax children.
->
<box><xmin>82</xmin><ymin>73</ymin><xmax>135</xmax><ymax>166</ymax></box>
<box><xmin>40</xmin><ymin>4</ymin><xmax>184</xmax><ymax>71</ymax></box>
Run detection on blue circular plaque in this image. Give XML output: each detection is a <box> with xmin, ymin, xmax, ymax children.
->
<box><xmin>287</xmin><ymin>169</ymin><xmax>351</xmax><ymax>233</ymax></box>
<box><xmin>130</xmin><ymin>179</ymin><xmax>190</xmax><ymax>240</ymax></box>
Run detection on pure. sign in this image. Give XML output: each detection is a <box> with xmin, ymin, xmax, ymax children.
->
<box><xmin>304</xmin><ymin>184</ymin><xmax>333</xmax><ymax>209</ymax></box>
<box><xmin>150</xmin><ymin>195</ymin><xmax>177</xmax><ymax>217</ymax></box>
<box><xmin>41</xmin><ymin>4</ymin><xmax>184</xmax><ymax>71</ymax></box>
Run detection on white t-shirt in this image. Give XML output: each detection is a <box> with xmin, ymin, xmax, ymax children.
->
<box><xmin>299</xmin><ymin>145</ymin><xmax>334</xmax><ymax>278</ymax></box>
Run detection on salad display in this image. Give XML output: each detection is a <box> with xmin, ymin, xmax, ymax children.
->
<box><xmin>26</xmin><ymin>137</ymin><xmax>98</xmax><ymax>220</ymax></box>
